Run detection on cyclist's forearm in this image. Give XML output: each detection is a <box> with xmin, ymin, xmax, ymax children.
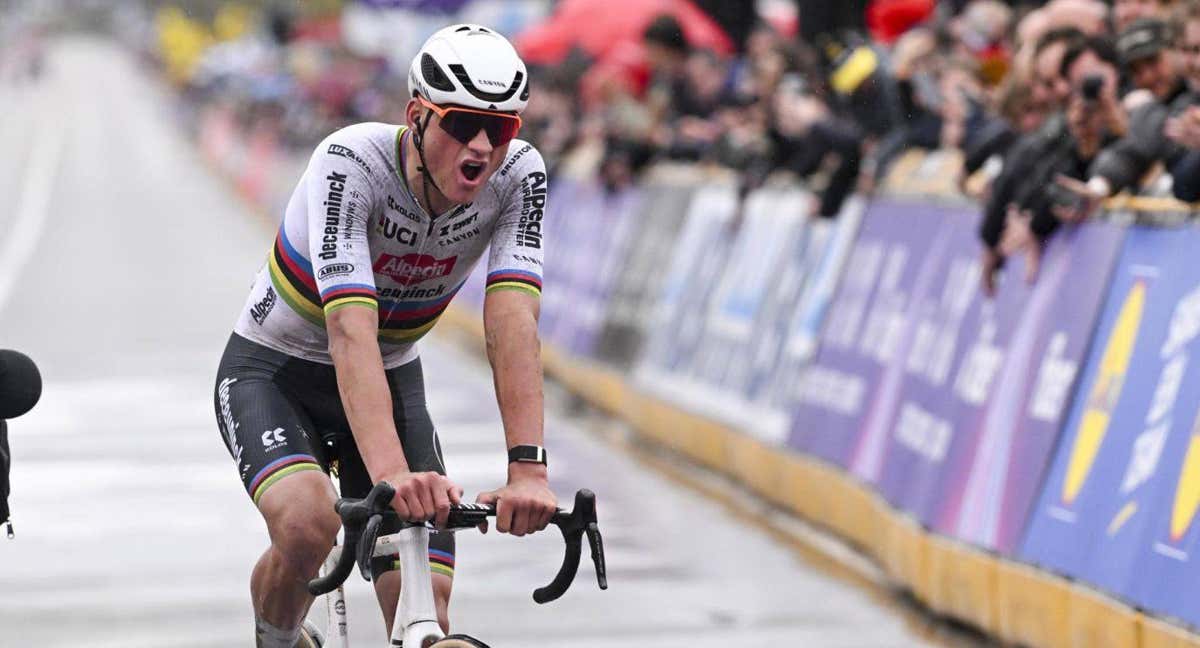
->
<box><xmin>483</xmin><ymin>296</ymin><xmax>545</xmax><ymax>468</ymax></box>
<box><xmin>328</xmin><ymin>307</ymin><xmax>408</xmax><ymax>480</ymax></box>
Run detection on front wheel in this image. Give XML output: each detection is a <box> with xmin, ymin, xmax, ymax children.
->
<box><xmin>429</xmin><ymin>634</ymin><xmax>491</xmax><ymax>648</ymax></box>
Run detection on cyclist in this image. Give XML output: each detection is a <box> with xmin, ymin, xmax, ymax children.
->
<box><xmin>212</xmin><ymin>24</ymin><xmax>556</xmax><ymax>647</ymax></box>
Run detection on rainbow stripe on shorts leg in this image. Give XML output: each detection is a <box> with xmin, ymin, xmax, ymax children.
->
<box><xmin>429</xmin><ymin>548</ymin><xmax>455</xmax><ymax>579</ymax></box>
<box><xmin>249</xmin><ymin>454</ymin><xmax>323</xmax><ymax>505</ymax></box>
<box><xmin>386</xmin><ymin>549</ymin><xmax>455</xmax><ymax>578</ymax></box>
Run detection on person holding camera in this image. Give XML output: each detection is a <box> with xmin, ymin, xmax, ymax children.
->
<box><xmin>1159</xmin><ymin>2</ymin><xmax>1200</xmax><ymax>200</ymax></box>
<box><xmin>1059</xmin><ymin>15</ymin><xmax>1199</xmax><ymax>208</ymax></box>
<box><xmin>978</xmin><ymin>35</ymin><xmax>1125</xmax><ymax>295</ymax></box>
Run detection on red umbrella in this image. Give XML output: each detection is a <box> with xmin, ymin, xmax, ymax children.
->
<box><xmin>515</xmin><ymin>0</ymin><xmax>735</xmax><ymax>65</ymax></box>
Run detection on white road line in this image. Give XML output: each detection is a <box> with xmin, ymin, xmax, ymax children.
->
<box><xmin>0</xmin><ymin>116</ymin><xmax>66</xmax><ymax>310</ymax></box>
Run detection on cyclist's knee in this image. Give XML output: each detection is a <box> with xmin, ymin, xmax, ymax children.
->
<box><xmin>260</xmin><ymin>472</ymin><xmax>338</xmax><ymax>575</ymax></box>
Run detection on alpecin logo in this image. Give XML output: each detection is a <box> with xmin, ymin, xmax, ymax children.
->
<box><xmin>250</xmin><ymin>286</ymin><xmax>277</xmax><ymax>325</ymax></box>
<box><xmin>374</xmin><ymin>253</ymin><xmax>457</xmax><ymax>286</ymax></box>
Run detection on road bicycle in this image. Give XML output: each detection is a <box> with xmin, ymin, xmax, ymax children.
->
<box><xmin>306</xmin><ymin>481</ymin><xmax>608</xmax><ymax>647</ymax></box>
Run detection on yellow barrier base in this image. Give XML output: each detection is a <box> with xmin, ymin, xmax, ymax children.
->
<box><xmin>925</xmin><ymin>537</ymin><xmax>997</xmax><ymax>633</ymax></box>
<box><xmin>779</xmin><ymin>452</ymin><xmax>831</xmax><ymax>523</ymax></box>
<box><xmin>728</xmin><ymin>432</ymin><xmax>785</xmax><ymax>502</ymax></box>
<box><xmin>1144</xmin><ymin>616</ymin><xmax>1200</xmax><ymax>648</ymax></box>
<box><xmin>884</xmin><ymin>514</ymin><xmax>931</xmax><ymax>605</ymax></box>
<box><xmin>996</xmin><ymin>559</ymin><xmax>1071</xmax><ymax>648</ymax></box>
<box><xmin>1067</xmin><ymin>585</ymin><xmax>1141</xmax><ymax>648</ymax></box>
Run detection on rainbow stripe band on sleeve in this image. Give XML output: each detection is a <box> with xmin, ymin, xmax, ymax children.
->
<box><xmin>322</xmin><ymin>283</ymin><xmax>379</xmax><ymax>316</ymax></box>
<box><xmin>249</xmin><ymin>454</ymin><xmax>324</xmax><ymax>505</ymax></box>
<box><xmin>486</xmin><ymin>269</ymin><xmax>542</xmax><ymax>298</ymax></box>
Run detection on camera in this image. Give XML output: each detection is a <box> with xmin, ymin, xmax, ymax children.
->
<box><xmin>1080</xmin><ymin>74</ymin><xmax>1104</xmax><ymax>102</ymax></box>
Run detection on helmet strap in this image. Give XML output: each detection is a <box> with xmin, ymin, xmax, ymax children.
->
<box><xmin>411</xmin><ymin>109</ymin><xmax>445</xmax><ymax>216</ymax></box>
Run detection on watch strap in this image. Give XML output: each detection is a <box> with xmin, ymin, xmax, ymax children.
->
<box><xmin>507</xmin><ymin>444</ymin><xmax>548</xmax><ymax>466</ymax></box>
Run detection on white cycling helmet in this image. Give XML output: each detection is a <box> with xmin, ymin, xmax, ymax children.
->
<box><xmin>408</xmin><ymin>24</ymin><xmax>529</xmax><ymax>114</ymax></box>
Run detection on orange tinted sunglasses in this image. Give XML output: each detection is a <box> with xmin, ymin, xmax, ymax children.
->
<box><xmin>417</xmin><ymin>96</ymin><xmax>522</xmax><ymax>147</ymax></box>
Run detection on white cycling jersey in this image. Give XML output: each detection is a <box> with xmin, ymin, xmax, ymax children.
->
<box><xmin>233</xmin><ymin>122</ymin><xmax>546</xmax><ymax>368</ymax></box>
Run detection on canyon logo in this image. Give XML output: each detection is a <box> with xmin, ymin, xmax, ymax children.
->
<box><xmin>374</xmin><ymin>253</ymin><xmax>457</xmax><ymax>286</ymax></box>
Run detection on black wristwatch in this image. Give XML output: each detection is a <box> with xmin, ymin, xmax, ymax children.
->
<box><xmin>508</xmin><ymin>444</ymin><xmax>548</xmax><ymax>466</ymax></box>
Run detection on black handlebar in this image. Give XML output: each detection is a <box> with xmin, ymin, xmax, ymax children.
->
<box><xmin>306</xmin><ymin>483</ymin><xmax>608</xmax><ymax>604</ymax></box>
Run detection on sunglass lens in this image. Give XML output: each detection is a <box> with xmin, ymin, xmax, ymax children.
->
<box><xmin>439</xmin><ymin>111</ymin><xmax>519</xmax><ymax>147</ymax></box>
<box><xmin>486</xmin><ymin>118</ymin><xmax>521</xmax><ymax>146</ymax></box>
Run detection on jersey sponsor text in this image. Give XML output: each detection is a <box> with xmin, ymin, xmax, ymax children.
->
<box><xmin>374</xmin><ymin>253</ymin><xmax>457</xmax><ymax>286</ymax></box>
<box><xmin>318</xmin><ymin>171</ymin><xmax>348</xmax><ymax>260</ymax></box>
<box><xmin>516</xmin><ymin>171</ymin><xmax>546</xmax><ymax>248</ymax></box>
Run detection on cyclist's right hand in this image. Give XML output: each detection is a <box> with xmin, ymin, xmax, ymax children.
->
<box><xmin>382</xmin><ymin>471</ymin><xmax>463</xmax><ymax>528</ymax></box>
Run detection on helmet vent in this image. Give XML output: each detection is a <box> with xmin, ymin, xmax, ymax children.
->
<box><xmin>455</xmin><ymin>26</ymin><xmax>471</xmax><ymax>32</ymax></box>
<box><xmin>420</xmin><ymin>53</ymin><xmax>456</xmax><ymax>92</ymax></box>
<box><xmin>448</xmin><ymin>64</ymin><xmax>523</xmax><ymax>102</ymax></box>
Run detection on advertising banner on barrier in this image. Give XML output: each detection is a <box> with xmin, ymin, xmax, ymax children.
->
<box><xmin>847</xmin><ymin>206</ymin><xmax>980</xmax><ymax>488</ymax></box>
<box><xmin>698</xmin><ymin>188</ymin><xmax>811</xmax><ymax>393</ymax></box>
<box><xmin>761</xmin><ymin>198</ymin><xmax>865</xmax><ymax>408</ymax></box>
<box><xmin>639</xmin><ymin>183</ymin><xmax>738</xmax><ymax>375</ymax></box>
<box><xmin>596</xmin><ymin>181</ymin><xmax>698</xmax><ymax>367</ymax></box>
<box><xmin>787</xmin><ymin>200</ymin><xmax>959</xmax><ymax>467</ymax></box>
<box><xmin>544</xmin><ymin>182</ymin><xmax>640</xmax><ymax>357</ymax></box>
<box><xmin>868</xmin><ymin>221</ymin><xmax>1123</xmax><ymax>553</ymax></box>
<box><xmin>1021</xmin><ymin>227</ymin><xmax>1200</xmax><ymax>604</ymax></box>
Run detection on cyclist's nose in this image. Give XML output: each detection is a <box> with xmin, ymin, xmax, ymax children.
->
<box><xmin>467</xmin><ymin>127</ymin><xmax>493</xmax><ymax>154</ymax></box>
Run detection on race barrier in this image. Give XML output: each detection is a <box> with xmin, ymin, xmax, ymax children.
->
<box><xmin>192</xmin><ymin>110</ymin><xmax>1200</xmax><ymax>646</ymax></box>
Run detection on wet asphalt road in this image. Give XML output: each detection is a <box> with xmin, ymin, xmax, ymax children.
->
<box><xmin>0</xmin><ymin>37</ymin><xmax>988</xmax><ymax>647</ymax></box>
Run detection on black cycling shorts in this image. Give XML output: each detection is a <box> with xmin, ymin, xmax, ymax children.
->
<box><xmin>213</xmin><ymin>333</ymin><xmax>454</xmax><ymax>576</ymax></box>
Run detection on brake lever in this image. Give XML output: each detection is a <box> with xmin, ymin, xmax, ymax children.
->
<box><xmin>586</xmin><ymin>521</ymin><xmax>608</xmax><ymax>591</ymax></box>
<box><xmin>357</xmin><ymin>512</ymin><xmax>384</xmax><ymax>581</ymax></box>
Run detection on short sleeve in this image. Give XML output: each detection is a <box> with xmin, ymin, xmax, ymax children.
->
<box><xmin>306</xmin><ymin>130</ymin><xmax>380</xmax><ymax>317</ymax></box>
<box><xmin>485</xmin><ymin>144</ymin><xmax>546</xmax><ymax>299</ymax></box>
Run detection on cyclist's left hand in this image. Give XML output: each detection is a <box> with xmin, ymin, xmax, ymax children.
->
<box><xmin>476</xmin><ymin>469</ymin><xmax>556</xmax><ymax>537</ymax></box>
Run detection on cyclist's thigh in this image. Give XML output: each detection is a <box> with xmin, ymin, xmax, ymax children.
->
<box><xmin>214</xmin><ymin>333</ymin><xmax>330</xmax><ymax>509</ymax></box>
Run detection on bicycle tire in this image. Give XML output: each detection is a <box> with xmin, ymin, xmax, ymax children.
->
<box><xmin>429</xmin><ymin>634</ymin><xmax>491</xmax><ymax>648</ymax></box>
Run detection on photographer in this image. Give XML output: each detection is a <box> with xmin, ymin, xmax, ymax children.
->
<box><xmin>978</xmin><ymin>36</ymin><xmax>1123</xmax><ymax>295</ymax></box>
<box><xmin>1070</xmin><ymin>17</ymin><xmax>1196</xmax><ymax>202</ymax></box>
<box><xmin>1162</xmin><ymin>2</ymin><xmax>1200</xmax><ymax>200</ymax></box>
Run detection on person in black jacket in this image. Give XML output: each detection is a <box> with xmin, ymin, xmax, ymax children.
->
<box><xmin>1162</xmin><ymin>1</ymin><xmax>1200</xmax><ymax>200</ymax></box>
<box><xmin>1067</xmin><ymin>18</ymin><xmax>1198</xmax><ymax>202</ymax></box>
<box><xmin>978</xmin><ymin>36</ymin><xmax>1124</xmax><ymax>295</ymax></box>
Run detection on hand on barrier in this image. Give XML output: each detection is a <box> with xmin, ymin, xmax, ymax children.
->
<box><xmin>1051</xmin><ymin>174</ymin><xmax>1104</xmax><ymax>224</ymax></box>
<box><xmin>999</xmin><ymin>205</ymin><xmax>1042</xmax><ymax>286</ymax></box>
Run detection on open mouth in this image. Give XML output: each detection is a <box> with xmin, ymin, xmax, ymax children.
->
<box><xmin>460</xmin><ymin>160</ymin><xmax>485</xmax><ymax>182</ymax></box>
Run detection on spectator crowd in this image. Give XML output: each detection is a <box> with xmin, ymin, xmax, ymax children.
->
<box><xmin>154</xmin><ymin>0</ymin><xmax>1200</xmax><ymax>294</ymax></box>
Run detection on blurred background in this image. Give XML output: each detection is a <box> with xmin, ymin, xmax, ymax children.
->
<box><xmin>5</xmin><ymin>0</ymin><xmax>1200</xmax><ymax>646</ymax></box>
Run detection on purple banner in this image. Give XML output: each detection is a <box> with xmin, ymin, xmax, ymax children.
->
<box><xmin>787</xmin><ymin>200</ymin><xmax>963</xmax><ymax>466</ymax></box>
<box><xmin>868</xmin><ymin>222</ymin><xmax>1123</xmax><ymax>553</ymax></box>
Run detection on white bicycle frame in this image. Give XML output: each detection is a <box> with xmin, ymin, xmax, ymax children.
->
<box><xmin>318</xmin><ymin>525</ymin><xmax>444</xmax><ymax>648</ymax></box>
